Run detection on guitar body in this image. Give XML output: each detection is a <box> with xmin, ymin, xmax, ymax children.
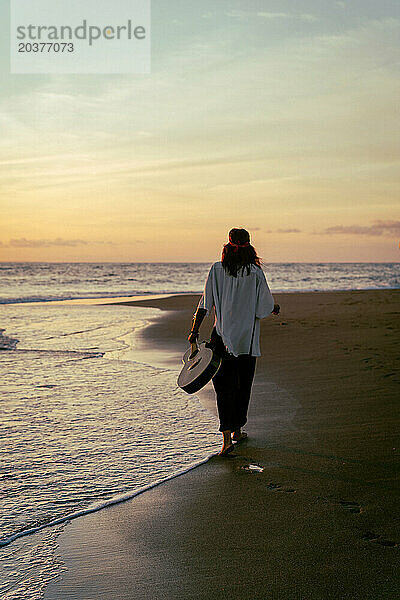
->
<box><xmin>177</xmin><ymin>342</ymin><xmax>222</xmax><ymax>394</ymax></box>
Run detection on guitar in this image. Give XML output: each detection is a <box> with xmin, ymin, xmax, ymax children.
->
<box><xmin>177</xmin><ymin>341</ymin><xmax>222</xmax><ymax>394</ymax></box>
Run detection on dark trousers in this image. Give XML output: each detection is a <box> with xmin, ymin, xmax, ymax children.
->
<box><xmin>211</xmin><ymin>330</ymin><xmax>256</xmax><ymax>432</ymax></box>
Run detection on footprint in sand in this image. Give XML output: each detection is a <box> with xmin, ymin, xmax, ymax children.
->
<box><xmin>238</xmin><ymin>466</ymin><xmax>297</xmax><ymax>493</ymax></box>
<box><xmin>265</xmin><ymin>481</ymin><xmax>296</xmax><ymax>493</ymax></box>
<box><xmin>339</xmin><ymin>500</ymin><xmax>362</xmax><ymax>514</ymax></box>
<box><xmin>361</xmin><ymin>531</ymin><xmax>398</xmax><ymax>548</ymax></box>
<box><xmin>238</xmin><ymin>463</ymin><xmax>296</xmax><ymax>494</ymax></box>
<box><xmin>318</xmin><ymin>497</ymin><xmax>363</xmax><ymax>514</ymax></box>
<box><xmin>266</xmin><ymin>481</ymin><xmax>281</xmax><ymax>489</ymax></box>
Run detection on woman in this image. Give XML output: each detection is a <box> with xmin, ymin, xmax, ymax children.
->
<box><xmin>188</xmin><ymin>228</ymin><xmax>280</xmax><ymax>456</ymax></box>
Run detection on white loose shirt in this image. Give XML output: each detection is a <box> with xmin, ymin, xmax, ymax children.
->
<box><xmin>197</xmin><ymin>262</ymin><xmax>275</xmax><ymax>357</ymax></box>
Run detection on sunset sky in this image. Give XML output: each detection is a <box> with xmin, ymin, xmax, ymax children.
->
<box><xmin>1</xmin><ymin>0</ymin><xmax>399</xmax><ymax>262</ymax></box>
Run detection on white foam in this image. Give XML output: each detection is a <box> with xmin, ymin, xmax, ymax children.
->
<box><xmin>0</xmin><ymin>301</ymin><xmax>220</xmax><ymax>599</ymax></box>
<box><xmin>0</xmin><ymin>329</ymin><xmax>19</xmax><ymax>350</ymax></box>
<box><xmin>0</xmin><ymin>348</ymin><xmax>220</xmax><ymax>549</ymax></box>
<box><xmin>243</xmin><ymin>464</ymin><xmax>264</xmax><ymax>472</ymax></box>
<box><xmin>0</xmin><ymin>452</ymin><xmax>214</xmax><ymax>548</ymax></box>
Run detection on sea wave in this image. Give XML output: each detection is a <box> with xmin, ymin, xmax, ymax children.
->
<box><xmin>0</xmin><ymin>452</ymin><xmax>214</xmax><ymax>548</ymax></box>
<box><xmin>0</xmin><ymin>291</ymin><xmax>198</xmax><ymax>305</ymax></box>
<box><xmin>0</xmin><ymin>262</ymin><xmax>398</xmax><ymax>304</ymax></box>
<box><xmin>0</xmin><ymin>305</ymin><xmax>220</xmax><ymax>547</ymax></box>
<box><xmin>0</xmin><ymin>321</ymin><xmax>220</xmax><ymax>599</ymax></box>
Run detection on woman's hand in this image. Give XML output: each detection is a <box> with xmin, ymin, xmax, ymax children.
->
<box><xmin>188</xmin><ymin>331</ymin><xmax>199</xmax><ymax>343</ymax></box>
<box><xmin>272</xmin><ymin>304</ymin><xmax>280</xmax><ymax>315</ymax></box>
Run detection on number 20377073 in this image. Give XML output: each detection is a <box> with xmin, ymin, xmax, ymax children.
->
<box><xmin>18</xmin><ymin>42</ymin><xmax>74</xmax><ymax>52</ymax></box>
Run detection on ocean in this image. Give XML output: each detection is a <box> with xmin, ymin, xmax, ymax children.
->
<box><xmin>0</xmin><ymin>262</ymin><xmax>399</xmax><ymax>305</ymax></box>
<box><xmin>1</xmin><ymin>262</ymin><xmax>399</xmax><ymax>598</ymax></box>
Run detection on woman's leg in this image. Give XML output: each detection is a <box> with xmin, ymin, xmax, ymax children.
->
<box><xmin>212</xmin><ymin>354</ymin><xmax>239</xmax><ymax>433</ymax></box>
<box><xmin>212</xmin><ymin>354</ymin><xmax>256</xmax><ymax>432</ymax></box>
<box><xmin>212</xmin><ymin>352</ymin><xmax>243</xmax><ymax>454</ymax></box>
<box><xmin>235</xmin><ymin>355</ymin><xmax>257</xmax><ymax>430</ymax></box>
<box><xmin>211</xmin><ymin>329</ymin><xmax>256</xmax><ymax>453</ymax></box>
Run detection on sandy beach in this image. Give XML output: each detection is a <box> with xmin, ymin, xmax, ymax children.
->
<box><xmin>44</xmin><ymin>290</ymin><xmax>399</xmax><ymax>600</ymax></box>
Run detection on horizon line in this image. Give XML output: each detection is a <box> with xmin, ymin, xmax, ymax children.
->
<box><xmin>1</xmin><ymin>261</ymin><xmax>399</xmax><ymax>265</ymax></box>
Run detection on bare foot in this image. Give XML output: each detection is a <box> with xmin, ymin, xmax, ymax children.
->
<box><xmin>218</xmin><ymin>430</ymin><xmax>234</xmax><ymax>456</ymax></box>
<box><xmin>232</xmin><ymin>431</ymin><xmax>248</xmax><ymax>442</ymax></box>
<box><xmin>218</xmin><ymin>444</ymin><xmax>235</xmax><ymax>457</ymax></box>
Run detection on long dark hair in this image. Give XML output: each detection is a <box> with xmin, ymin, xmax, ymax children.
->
<box><xmin>221</xmin><ymin>228</ymin><xmax>261</xmax><ymax>277</ymax></box>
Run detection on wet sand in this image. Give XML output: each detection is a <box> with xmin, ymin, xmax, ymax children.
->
<box><xmin>44</xmin><ymin>290</ymin><xmax>399</xmax><ymax>599</ymax></box>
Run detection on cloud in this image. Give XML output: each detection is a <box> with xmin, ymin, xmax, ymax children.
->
<box><xmin>226</xmin><ymin>9</ymin><xmax>318</xmax><ymax>23</ymax></box>
<box><xmin>225</xmin><ymin>10</ymin><xmax>248</xmax><ymax>19</ymax></box>
<box><xmin>0</xmin><ymin>153</ymin><xmax>89</xmax><ymax>167</ymax></box>
<box><xmin>323</xmin><ymin>220</ymin><xmax>400</xmax><ymax>236</ymax></box>
<box><xmin>6</xmin><ymin>238</ymin><xmax>115</xmax><ymax>248</ymax></box>
<box><xmin>257</xmin><ymin>12</ymin><xmax>319</xmax><ymax>23</ymax></box>
<box><xmin>260</xmin><ymin>228</ymin><xmax>301</xmax><ymax>234</ymax></box>
<box><xmin>0</xmin><ymin>152</ymin><xmax>267</xmax><ymax>195</ymax></box>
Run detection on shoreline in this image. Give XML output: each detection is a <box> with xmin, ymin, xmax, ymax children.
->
<box><xmin>1</xmin><ymin>293</ymin><xmax>177</xmax><ymax>307</ymax></box>
<box><xmin>3</xmin><ymin>285</ymin><xmax>400</xmax><ymax>307</ymax></box>
<box><xmin>44</xmin><ymin>289</ymin><xmax>399</xmax><ymax>599</ymax></box>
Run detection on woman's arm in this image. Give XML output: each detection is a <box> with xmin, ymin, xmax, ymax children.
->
<box><xmin>188</xmin><ymin>307</ymin><xmax>207</xmax><ymax>342</ymax></box>
<box><xmin>188</xmin><ymin>264</ymin><xmax>215</xmax><ymax>342</ymax></box>
<box><xmin>255</xmin><ymin>269</ymin><xmax>275</xmax><ymax>318</ymax></box>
